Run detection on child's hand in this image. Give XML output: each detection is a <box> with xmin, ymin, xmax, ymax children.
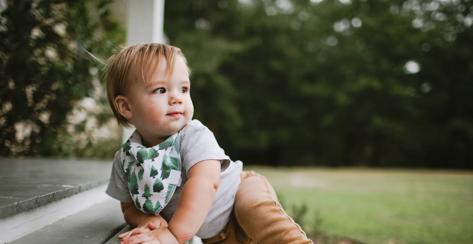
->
<box><xmin>120</xmin><ymin>223</ymin><xmax>179</xmax><ymax>244</ymax></box>
<box><xmin>119</xmin><ymin>215</ymin><xmax>168</xmax><ymax>242</ymax></box>
<box><xmin>119</xmin><ymin>225</ymin><xmax>152</xmax><ymax>244</ymax></box>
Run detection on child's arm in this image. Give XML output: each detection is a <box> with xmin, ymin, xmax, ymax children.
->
<box><xmin>168</xmin><ymin>159</ymin><xmax>221</xmax><ymax>243</ymax></box>
<box><xmin>118</xmin><ymin>202</ymin><xmax>175</xmax><ymax>243</ymax></box>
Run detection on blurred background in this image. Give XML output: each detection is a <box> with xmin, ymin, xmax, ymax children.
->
<box><xmin>1</xmin><ymin>0</ymin><xmax>472</xmax><ymax>243</ymax></box>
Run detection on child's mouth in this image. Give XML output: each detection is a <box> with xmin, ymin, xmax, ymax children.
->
<box><xmin>167</xmin><ymin>112</ymin><xmax>183</xmax><ymax>118</ymax></box>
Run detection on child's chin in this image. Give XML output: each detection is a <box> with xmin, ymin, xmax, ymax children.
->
<box><xmin>166</xmin><ymin>120</ymin><xmax>186</xmax><ymax>131</ymax></box>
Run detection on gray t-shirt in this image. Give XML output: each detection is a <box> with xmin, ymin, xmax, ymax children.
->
<box><xmin>106</xmin><ymin>119</ymin><xmax>243</xmax><ymax>238</ymax></box>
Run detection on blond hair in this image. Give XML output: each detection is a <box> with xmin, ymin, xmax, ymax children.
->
<box><xmin>104</xmin><ymin>43</ymin><xmax>186</xmax><ymax>126</ymax></box>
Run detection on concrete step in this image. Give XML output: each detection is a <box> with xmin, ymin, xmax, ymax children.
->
<box><xmin>10</xmin><ymin>199</ymin><xmax>125</xmax><ymax>244</ymax></box>
<box><xmin>0</xmin><ymin>158</ymin><xmax>201</xmax><ymax>244</ymax></box>
<box><xmin>0</xmin><ymin>158</ymin><xmax>121</xmax><ymax>243</ymax></box>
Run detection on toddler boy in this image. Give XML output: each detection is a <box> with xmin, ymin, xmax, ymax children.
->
<box><xmin>105</xmin><ymin>43</ymin><xmax>312</xmax><ymax>244</ymax></box>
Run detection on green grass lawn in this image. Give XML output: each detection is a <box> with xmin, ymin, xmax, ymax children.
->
<box><xmin>249</xmin><ymin>167</ymin><xmax>473</xmax><ymax>244</ymax></box>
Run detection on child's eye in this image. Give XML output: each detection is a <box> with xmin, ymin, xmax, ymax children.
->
<box><xmin>181</xmin><ymin>86</ymin><xmax>190</xmax><ymax>93</ymax></box>
<box><xmin>153</xmin><ymin>87</ymin><xmax>166</xmax><ymax>94</ymax></box>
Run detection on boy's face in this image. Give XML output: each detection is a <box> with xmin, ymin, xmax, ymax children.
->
<box><xmin>118</xmin><ymin>55</ymin><xmax>194</xmax><ymax>146</ymax></box>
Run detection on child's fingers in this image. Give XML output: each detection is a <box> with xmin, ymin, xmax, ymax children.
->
<box><xmin>119</xmin><ymin>227</ymin><xmax>148</xmax><ymax>242</ymax></box>
<box><xmin>147</xmin><ymin>222</ymin><xmax>160</xmax><ymax>230</ymax></box>
<box><xmin>119</xmin><ymin>228</ymin><xmax>139</xmax><ymax>239</ymax></box>
<box><xmin>119</xmin><ymin>230</ymin><xmax>132</xmax><ymax>242</ymax></box>
<box><xmin>119</xmin><ymin>231</ymin><xmax>130</xmax><ymax>238</ymax></box>
<box><xmin>127</xmin><ymin>233</ymin><xmax>160</xmax><ymax>244</ymax></box>
<box><xmin>143</xmin><ymin>241</ymin><xmax>161</xmax><ymax>244</ymax></box>
<box><xmin>119</xmin><ymin>230</ymin><xmax>135</xmax><ymax>244</ymax></box>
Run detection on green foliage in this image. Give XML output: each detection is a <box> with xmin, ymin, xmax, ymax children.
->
<box><xmin>279</xmin><ymin>190</ymin><xmax>361</xmax><ymax>243</ymax></box>
<box><xmin>277</xmin><ymin>192</ymin><xmax>310</xmax><ymax>229</ymax></box>
<box><xmin>0</xmin><ymin>0</ymin><xmax>124</xmax><ymax>157</ymax></box>
<box><xmin>51</xmin><ymin>133</ymin><xmax>120</xmax><ymax>159</ymax></box>
<box><xmin>2</xmin><ymin>0</ymin><xmax>471</xmax><ymax>167</ymax></box>
<box><xmin>165</xmin><ymin>0</ymin><xmax>473</xmax><ymax>168</ymax></box>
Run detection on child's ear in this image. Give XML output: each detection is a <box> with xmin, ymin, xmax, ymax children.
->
<box><xmin>114</xmin><ymin>95</ymin><xmax>133</xmax><ymax>120</ymax></box>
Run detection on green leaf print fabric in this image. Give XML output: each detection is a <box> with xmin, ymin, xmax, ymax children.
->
<box><xmin>122</xmin><ymin>132</ymin><xmax>182</xmax><ymax>214</ymax></box>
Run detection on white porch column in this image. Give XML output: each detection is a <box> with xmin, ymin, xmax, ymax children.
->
<box><xmin>123</xmin><ymin>0</ymin><xmax>165</xmax><ymax>141</ymax></box>
<box><xmin>127</xmin><ymin>0</ymin><xmax>165</xmax><ymax>45</ymax></box>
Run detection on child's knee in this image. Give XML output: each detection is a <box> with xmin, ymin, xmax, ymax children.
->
<box><xmin>240</xmin><ymin>170</ymin><xmax>257</xmax><ymax>179</ymax></box>
<box><xmin>235</xmin><ymin>174</ymin><xmax>279</xmax><ymax>217</ymax></box>
<box><xmin>237</xmin><ymin>173</ymin><xmax>277</xmax><ymax>200</ymax></box>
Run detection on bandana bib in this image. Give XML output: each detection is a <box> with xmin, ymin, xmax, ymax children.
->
<box><xmin>121</xmin><ymin>131</ymin><xmax>182</xmax><ymax>214</ymax></box>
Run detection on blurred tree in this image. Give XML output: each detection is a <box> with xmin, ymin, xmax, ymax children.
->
<box><xmin>165</xmin><ymin>0</ymin><xmax>245</xmax><ymax>140</ymax></box>
<box><xmin>165</xmin><ymin>0</ymin><xmax>473</xmax><ymax>168</ymax></box>
<box><xmin>0</xmin><ymin>0</ymin><xmax>124</xmax><ymax>156</ymax></box>
<box><xmin>3</xmin><ymin>0</ymin><xmax>469</xmax><ymax>167</ymax></box>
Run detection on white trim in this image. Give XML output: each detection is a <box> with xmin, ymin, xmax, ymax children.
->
<box><xmin>152</xmin><ymin>0</ymin><xmax>165</xmax><ymax>43</ymax></box>
<box><xmin>123</xmin><ymin>0</ymin><xmax>166</xmax><ymax>143</ymax></box>
<box><xmin>0</xmin><ymin>184</ymin><xmax>109</xmax><ymax>243</ymax></box>
<box><xmin>126</xmin><ymin>0</ymin><xmax>165</xmax><ymax>45</ymax></box>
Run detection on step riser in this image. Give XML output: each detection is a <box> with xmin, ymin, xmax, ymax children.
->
<box><xmin>0</xmin><ymin>184</ymin><xmax>109</xmax><ymax>243</ymax></box>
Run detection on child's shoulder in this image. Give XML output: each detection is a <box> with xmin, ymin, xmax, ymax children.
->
<box><xmin>110</xmin><ymin>149</ymin><xmax>125</xmax><ymax>168</ymax></box>
<box><xmin>180</xmin><ymin>119</ymin><xmax>207</xmax><ymax>135</ymax></box>
<box><xmin>179</xmin><ymin>119</ymin><xmax>218</xmax><ymax>146</ymax></box>
<box><xmin>185</xmin><ymin>119</ymin><xmax>205</xmax><ymax>128</ymax></box>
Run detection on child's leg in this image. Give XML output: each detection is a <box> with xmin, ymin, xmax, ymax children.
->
<box><xmin>201</xmin><ymin>212</ymin><xmax>246</xmax><ymax>244</ymax></box>
<box><xmin>233</xmin><ymin>171</ymin><xmax>313</xmax><ymax>244</ymax></box>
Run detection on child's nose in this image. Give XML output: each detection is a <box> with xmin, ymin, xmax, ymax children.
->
<box><xmin>169</xmin><ymin>91</ymin><xmax>182</xmax><ymax>105</ymax></box>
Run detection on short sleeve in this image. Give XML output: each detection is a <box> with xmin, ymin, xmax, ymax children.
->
<box><xmin>106</xmin><ymin>150</ymin><xmax>133</xmax><ymax>202</ymax></box>
<box><xmin>180</xmin><ymin>120</ymin><xmax>230</xmax><ymax>172</ymax></box>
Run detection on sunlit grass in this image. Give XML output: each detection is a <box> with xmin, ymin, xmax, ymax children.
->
<box><xmin>249</xmin><ymin>167</ymin><xmax>473</xmax><ymax>244</ymax></box>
